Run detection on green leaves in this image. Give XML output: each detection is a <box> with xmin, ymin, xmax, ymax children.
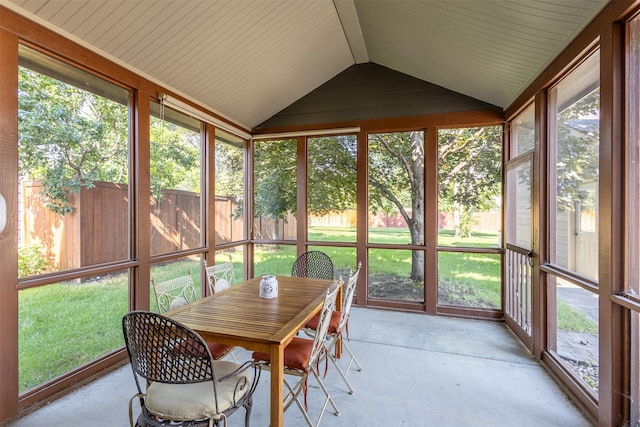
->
<box><xmin>149</xmin><ymin>117</ymin><xmax>201</xmax><ymax>203</ymax></box>
<box><xmin>254</xmin><ymin>139</ymin><xmax>297</xmax><ymax>220</ymax></box>
<box><xmin>308</xmin><ymin>135</ymin><xmax>357</xmax><ymax>216</ymax></box>
<box><xmin>18</xmin><ymin>67</ymin><xmax>129</xmax><ymax>215</ymax></box>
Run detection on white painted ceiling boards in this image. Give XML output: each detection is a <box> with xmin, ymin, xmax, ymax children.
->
<box><xmin>1</xmin><ymin>0</ymin><xmax>609</xmax><ymax>130</ymax></box>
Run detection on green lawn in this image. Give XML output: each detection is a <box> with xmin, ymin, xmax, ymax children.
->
<box><xmin>19</xmin><ymin>258</ymin><xmax>205</xmax><ymax>392</ymax></box>
<box><xmin>557</xmin><ymin>299</ymin><xmax>598</xmax><ymax>334</ymax></box>
<box><xmin>438</xmin><ymin>252</ymin><xmax>501</xmax><ymax>308</ymax></box>
<box><xmin>18</xmin><ymin>226</ymin><xmax>502</xmax><ymax>392</ymax></box>
<box><xmin>19</xmin><ymin>274</ymin><xmax>128</xmax><ymax>391</ymax></box>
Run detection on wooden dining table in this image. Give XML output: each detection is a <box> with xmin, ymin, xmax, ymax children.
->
<box><xmin>166</xmin><ymin>275</ymin><xmax>341</xmax><ymax>427</ymax></box>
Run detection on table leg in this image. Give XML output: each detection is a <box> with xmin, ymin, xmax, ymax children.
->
<box><xmin>336</xmin><ymin>282</ymin><xmax>343</xmax><ymax>358</ymax></box>
<box><xmin>270</xmin><ymin>344</ymin><xmax>284</xmax><ymax>427</ymax></box>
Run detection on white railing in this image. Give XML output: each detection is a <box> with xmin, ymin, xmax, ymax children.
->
<box><xmin>505</xmin><ymin>247</ymin><xmax>532</xmax><ymax>336</ymax></box>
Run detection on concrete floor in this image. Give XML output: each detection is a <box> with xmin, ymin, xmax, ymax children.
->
<box><xmin>8</xmin><ymin>307</ymin><xmax>594</xmax><ymax>426</ymax></box>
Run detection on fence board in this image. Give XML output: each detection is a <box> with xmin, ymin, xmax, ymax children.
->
<box><xmin>22</xmin><ymin>181</ymin><xmax>201</xmax><ymax>271</ymax></box>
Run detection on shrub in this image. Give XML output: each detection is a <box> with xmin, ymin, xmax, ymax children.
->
<box><xmin>18</xmin><ymin>243</ymin><xmax>48</xmax><ymax>277</ymax></box>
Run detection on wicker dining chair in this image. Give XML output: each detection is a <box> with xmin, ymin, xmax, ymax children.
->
<box><xmin>151</xmin><ymin>272</ymin><xmax>234</xmax><ymax>361</ymax></box>
<box><xmin>203</xmin><ymin>255</ymin><xmax>236</xmax><ymax>295</ymax></box>
<box><xmin>303</xmin><ymin>262</ymin><xmax>363</xmax><ymax>394</ymax></box>
<box><xmin>151</xmin><ymin>272</ymin><xmax>198</xmax><ymax>313</ymax></box>
<box><xmin>251</xmin><ymin>281</ymin><xmax>341</xmax><ymax>427</ymax></box>
<box><xmin>291</xmin><ymin>251</ymin><xmax>334</xmax><ymax>280</ymax></box>
<box><xmin>202</xmin><ymin>256</ymin><xmax>240</xmax><ymax>362</ymax></box>
<box><xmin>122</xmin><ymin>311</ymin><xmax>260</xmax><ymax>427</ymax></box>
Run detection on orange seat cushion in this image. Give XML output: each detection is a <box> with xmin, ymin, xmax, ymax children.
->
<box><xmin>206</xmin><ymin>341</ymin><xmax>234</xmax><ymax>360</ymax></box>
<box><xmin>304</xmin><ymin>311</ymin><xmax>341</xmax><ymax>334</ymax></box>
<box><xmin>252</xmin><ymin>337</ymin><xmax>313</xmax><ymax>371</ymax></box>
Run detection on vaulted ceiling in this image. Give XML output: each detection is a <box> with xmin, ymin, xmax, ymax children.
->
<box><xmin>2</xmin><ymin>0</ymin><xmax>609</xmax><ymax>130</ymax></box>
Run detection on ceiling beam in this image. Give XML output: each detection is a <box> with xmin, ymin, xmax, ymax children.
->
<box><xmin>333</xmin><ymin>0</ymin><xmax>368</xmax><ymax>64</ymax></box>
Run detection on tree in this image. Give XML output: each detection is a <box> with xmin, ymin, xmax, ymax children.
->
<box><xmin>246</xmin><ymin>129</ymin><xmax>502</xmax><ymax>282</ymax></box>
<box><xmin>149</xmin><ymin>116</ymin><xmax>201</xmax><ymax>203</ymax></box>
<box><xmin>369</xmin><ymin>129</ymin><xmax>502</xmax><ymax>281</ymax></box>
<box><xmin>249</xmin><ymin>136</ymin><xmax>359</xmax><ymax>240</ymax></box>
<box><xmin>214</xmin><ymin>137</ymin><xmax>245</xmax><ymax>213</ymax></box>
<box><xmin>438</xmin><ymin>127</ymin><xmax>503</xmax><ymax>238</ymax></box>
<box><xmin>307</xmin><ymin>135</ymin><xmax>358</xmax><ymax>215</ymax></box>
<box><xmin>18</xmin><ymin>66</ymin><xmax>200</xmax><ymax>214</ymax></box>
<box><xmin>369</xmin><ymin>131</ymin><xmax>425</xmax><ymax>281</ymax></box>
<box><xmin>253</xmin><ymin>139</ymin><xmax>297</xmax><ymax>240</ymax></box>
<box><xmin>18</xmin><ymin>68</ymin><xmax>128</xmax><ymax>214</ymax></box>
<box><xmin>554</xmin><ymin>88</ymin><xmax>600</xmax><ymax>212</ymax></box>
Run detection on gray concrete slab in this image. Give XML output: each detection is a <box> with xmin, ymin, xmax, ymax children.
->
<box><xmin>8</xmin><ymin>307</ymin><xmax>593</xmax><ymax>426</ymax></box>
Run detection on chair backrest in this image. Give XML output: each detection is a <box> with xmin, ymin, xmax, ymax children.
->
<box><xmin>203</xmin><ymin>255</ymin><xmax>236</xmax><ymax>294</ymax></box>
<box><xmin>337</xmin><ymin>262</ymin><xmax>361</xmax><ymax>333</ymax></box>
<box><xmin>151</xmin><ymin>272</ymin><xmax>197</xmax><ymax>313</ymax></box>
<box><xmin>291</xmin><ymin>251</ymin><xmax>334</xmax><ymax>280</ymax></box>
<box><xmin>122</xmin><ymin>311</ymin><xmax>215</xmax><ymax>388</ymax></box>
<box><xmin>308</xmin><ymin>281</ymin><xmax>340</xmax><ymax>367</ymax></box>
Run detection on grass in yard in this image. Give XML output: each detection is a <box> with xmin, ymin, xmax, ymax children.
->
<box><xmin>557</xmin><ymin>300</ymin><xmax>598</xmax><ymax>334</ymax></box>
<box><xmin>367</xmin><ymin>226</ymin><xmax>413</xmax><ymax>245</ymax></box>
<box><xmin>368</xmin><ymin>248</ymin><xmax>414</xmax><ymax>276</ymax></box>
<box><xmin>254</xmin><ymin>244</ymin><xmax>298</xmax><ymax>276</ymax></box>
<box><xmin>17</xmin><ymin>227</ymin><xmax>503</xmax><ymax>393</ymax></box>
<box><xmin>438</xmin><ymin>252</ymin><xmax>501</xmax><ymax>309</ymax></box>
<box><xmin>307</xmin><ymin>226</ymin><xmax>356</xmax><ymax>243</ymax></box>
<box><xmin>253</xmin><ymin>244</ymin><xmax>358</xmax><ymax>279</ymax></box>
<box><xmin>19</xmin><ymin>273</ymin><xmax>128</xmax><ymax>392</ymax></box>
<box><xmin>19</xmin><ymin>257</ymin><xmax>203</xmax><ymax>393</ymax></box>
<box><xmin>438</xmin><ymin>229</ymin><xmax>500</xmax><ymax>248</ymax></box>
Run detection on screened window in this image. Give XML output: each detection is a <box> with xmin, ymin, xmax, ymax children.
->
<box><xmin>506</xmin><ymin>162</ymin><xmax>532</xmax><ymax>249</ymax></box>
<box><xmin>149</xmin><ymin>102</ymin><xmax>202</xmax><ymax>256</ymax></box>
<box><xmin>368</xmin><ymin>131</ymin><xmax>424</xmax><ymax>247</ymax></box>
<box><xmin>437</xmin><ymin>126</ymin><xmax>502</xmax><ymax>309</ymax></box>
<box><xmin>215</xmin><ymin>129</ymin><xmax>246</xmax><ymax>245</ymax></box>
<box><xmin>18</xmin><ymin>45</ymin><xmax>130</xmax><ymax>275</ymax></box>
<box><xmin>17</xmin><ymin>45</ymin><xmax>131</xmax><ymax>393</ymax></box>
<box><xmin>253</xmin><ymin>139</ymin><xmax>297</xmax><ymax>241</ymax></box>
<box><xmin>307</xmin><ymin>135</ymin><xmax>357</xmax><ymax>244</ymax></box>
<box><xmin>19</xmin><ymin>270</ymin><xmax>129</xmax><ymax>392</ymax></box>
<box><xmin>367</xmin><ymin>131</ymin><xmax>425</xmax><ymax>303</ymax></box>
<box><xmin>368</xmin><ymin>248</ymin><xmax>424</xmax><ymax>303</ymax></box>
<box><xmin>547</xmin><ymin>49</ymin><xmax>600</xmax><ymax>397</ymax></box>
<box><xmin>511</xmin><ymin>103</ymin><xmax>535</xmax><ymax>157</ymax></box>
<box><xmin>253</xmin><ymin>139</ymin><xmax>297</xmax><ymax>272</ymax></box>
<box><xmin>549</xmin><ymin>51</ymin><xmax>600</xmax><ymax>281</ymax></box>
<box><xmin>437</xmin><ymin>126</ymin><xmax>502</xmax><ymax>248</ymax></box>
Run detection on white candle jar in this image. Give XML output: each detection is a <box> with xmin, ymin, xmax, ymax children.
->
<box><xmin>259</xmin><ymin>275</ymin><xmax>278</xmax><ymax>299</ymax></box>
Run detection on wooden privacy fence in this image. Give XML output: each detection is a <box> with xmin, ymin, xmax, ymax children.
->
<box><xmin>22</xmin><ymin>180</ymin><xmax>503</xmax><ymax>272</ymax></box>
<box><xmin>151</xmin><ymin>189</ymin><xmax>202</xmax><ymax>255</ymax></box>
<box><xmin>21</xmin><ymin>181</ymin><xmax>129</xmax><ymax>271</ymax></box>
<box><xmin>215</xmin><ymin>196</ymin><xmax>243</xmax><ymax>243</ymax></box>
<box><xmin>21</xmin><ymin>181</ymin><xmax>203</xmax><ymax>271</ymax></box>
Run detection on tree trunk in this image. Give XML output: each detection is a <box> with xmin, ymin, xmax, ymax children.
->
<box><xmin>273</xmin><ymin>217</ymin><xmax>281</xmax><ymax>240</ymax></box>
<box><xmin>410</xmin><ymin>237</ymin><xmax>424</xmax><ymax>282</ymax></box>
<box><xmin>409</xmin><ymin>131</ymin><xmax>425</xmax><ymax>282</ymax></box>
<box><xmin>409</xmin><ymin>212</ymin><xmax>425</xmax><ymax>281</ymax></box>
<box><xmin>453</xmin><ymin>181</ymin><xmax>463</xmax><ymax>237</ymax></box>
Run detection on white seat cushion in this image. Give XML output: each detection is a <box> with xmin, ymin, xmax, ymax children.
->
<box><xmin>168</xmin><ymin>296</ymin><xmax>188</xmax><ymax>311</ymax></box>
<box><xmin>145</xmin><ymin>360</ymin><xmax>251</xmax><ymax>421</ymax></box>
<box><xmin>215</xmin><ymin>278</ymin><xmax>230</xmax><ymax>292</ymax></box>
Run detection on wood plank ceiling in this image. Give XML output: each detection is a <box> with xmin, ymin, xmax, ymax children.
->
<box><xmin>2</xmin><ymin>0</ymin><xmax>608</xmax><ymax>130</ymax></box>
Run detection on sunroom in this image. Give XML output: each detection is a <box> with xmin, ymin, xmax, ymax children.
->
<box><xmin>1</xmin><ymin>0</ymin><xmax>639</xmax><ymax>426</ymax></box>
